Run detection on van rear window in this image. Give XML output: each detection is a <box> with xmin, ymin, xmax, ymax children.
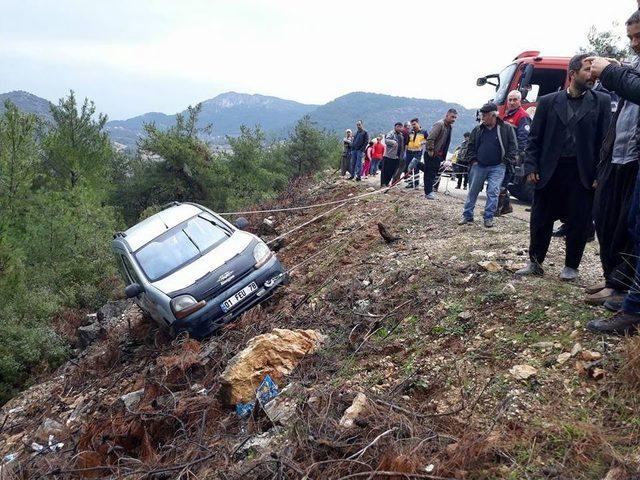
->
<box><xmin>135</xmin><ymin>216</ymin><xmax>229</xmax><ymax>281</ymax></box>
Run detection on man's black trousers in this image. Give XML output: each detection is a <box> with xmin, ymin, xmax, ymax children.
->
<box><xmin>381</xmin><ymin>156</ymin><xmax>399</xmax><ymax>187</ymax></box>
<box><xmin>529</xmin><ymin>161</ymin><xmax>594</xmax><ymax>269</ymax></box>
<box><xmin>422</xmin><ymin>155</ymin><xmax>443</xmax><ymax>195</ymax></box>
<box><xmin>594</xmin><ymin>160</ymin><xmax>639</xmax><ymax>291</ymax></box>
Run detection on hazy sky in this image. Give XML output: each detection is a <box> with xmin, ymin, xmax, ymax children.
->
<box><xmin>0</xmin><ymin>0</ymin><xmax>633</xmax><ymax>119</ymax></box>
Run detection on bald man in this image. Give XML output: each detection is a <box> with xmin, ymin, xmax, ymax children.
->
<box><xmin>497</xmin><ymin>91</ymin><xmax>532</xmax><ymax>215</ymax></box>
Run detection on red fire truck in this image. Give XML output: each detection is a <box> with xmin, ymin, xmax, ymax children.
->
<box><xmin>477</xmin><ymin>51</ymin><xmax>570</xmax><ymax>202</ymax></box>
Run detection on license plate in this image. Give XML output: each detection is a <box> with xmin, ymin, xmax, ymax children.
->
<box><xmin>220</xmin><ymin>282</ymin><xmax>258</xmax><ymax>312</ymax></box>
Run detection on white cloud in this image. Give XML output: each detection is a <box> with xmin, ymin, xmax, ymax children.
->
<box><xmin>0</xmin><ymin>0</ymin><xmax>634</xmax><ymax>118</ymax></box>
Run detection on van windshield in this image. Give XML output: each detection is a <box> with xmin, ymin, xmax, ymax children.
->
<box><xmin>135</xmin><ymin>216</ymin><xmax>229</xmax><ymax>281</ymax></box>
<box><xmin>494</xmin><ymin>63</ymin><xmax>517</xmax><ymax>105</ymax></box>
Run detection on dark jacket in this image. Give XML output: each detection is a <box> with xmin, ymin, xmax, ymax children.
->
<box><xmin>600</xmin><ymin>64</ymin><xmax>640</xmax><ymax>105</ymax></box>
<box><xmin>523</xmin><ymin>89</ymin><xmax>611</xmax><ymax>190</ymax></box>
<box><xmin>352</xmin><ymin>129</ymin><xmax>370</xmax><ymax>152</ymax></box>
<box><xmin>465</xmin><ymin>118</ymin><xmax>517</xmax><ymax>167</ymax></box>
<box><xmin>600</xmin><ymin>64</ymin><xmax>640</xmax><ymax>239</ymax></box>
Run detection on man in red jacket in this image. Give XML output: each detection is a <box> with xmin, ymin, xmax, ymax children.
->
<box><xmin>498</xmin><ymin>91</ymin><xmax>531</xmax><ymax>215</ymax></box>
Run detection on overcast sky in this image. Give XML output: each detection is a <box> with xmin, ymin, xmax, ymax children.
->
<box><xmin>0</xmin><ymin>0</ymin><xmax>633</xmax><ymax>119</ymax></box>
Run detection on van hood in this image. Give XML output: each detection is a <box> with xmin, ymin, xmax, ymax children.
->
<box><xmin>151</xmin><ymin>230</ymin><xmax>254</xmax><ymax>294</ymax></box>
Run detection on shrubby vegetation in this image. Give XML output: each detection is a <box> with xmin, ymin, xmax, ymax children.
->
<box><xmin>0</xmin><ymin>93</ymin><xmax>340</xmax><ymax>403</ymax></box>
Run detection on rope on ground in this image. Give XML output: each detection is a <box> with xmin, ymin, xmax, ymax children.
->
<box><xmin>219</xmin><ymin>181</ymin><xmax>398</xmax><ymax>216</ymax></box>
<box><xmin>264</xmin><ymin>179</ymin><xmax>406</xmax><ymax>246</ymax></box>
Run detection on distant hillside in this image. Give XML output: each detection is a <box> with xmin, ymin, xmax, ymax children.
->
<box><xmin>105</xmin><ymin>92</ymin><xmax>317</xmax><ymax>148</ymax></box>
<box><xmin>0</xmin><ymin>91</ymin><xmax>53</xmax><ymax>122</ymax></box>
<box><xmin>310</xmin><ymin>92</ymin><xmax>477</xmax><ymax>150</ymax></box>
<box><xmin>1</xmin><ymin>90</ymin><xmax>478</xmax><ymax>152</ymax></box>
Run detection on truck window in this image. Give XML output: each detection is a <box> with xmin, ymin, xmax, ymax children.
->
<box><xmin>494</xmin><ymin>63</ymin><xmax>518</xmax><ymax>105</ymax></box>
<box><xmin>521</xmin><ymin>68</ymin><xmax>567</xmax><ymax>103</ymax></box>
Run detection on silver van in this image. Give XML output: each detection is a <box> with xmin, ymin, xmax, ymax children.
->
<box><xmin>112</xmin><ymin>202</ymin><xmax>285</xmax><ymax>338</ymax></box>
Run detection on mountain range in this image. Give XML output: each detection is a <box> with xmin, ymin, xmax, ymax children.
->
<box><xmin>0</xmin><ymin>90</ymin><xmax>478</xmax><ymax>152</ymax></box>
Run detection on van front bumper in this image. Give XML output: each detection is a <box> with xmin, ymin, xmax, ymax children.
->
<box><xmin>172</xmin><ymin>256</ymin><xmax>286</xmax><ymax>339</ymax></box>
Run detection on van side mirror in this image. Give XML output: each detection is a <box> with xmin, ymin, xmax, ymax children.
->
<box><xmin>234</xmin><ymin>217</ymin><xmax>249</xmax><ymax>230</ymax></box>
<box><xmin>476</xmin><ymin>77</ymin><xmax>487</xmax><ymax>87</ymax></box>
<box><xmin>125</xmin><ymin>283</ymin><xmax>144</xmax><ymax>298</ymax></box>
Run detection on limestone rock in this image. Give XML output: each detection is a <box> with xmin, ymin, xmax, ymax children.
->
<box><xmin>339</xmin><ymin>393</ymin><xmax>368</xmax><ymax>428</ymax></box>
<box><xmin>220</xmin><ymin>329</ymin><xmax>326</xmax><ymax>405</ymax></box>
<box><xmin>34</xmin><ymin>418</ymin><xmax>64</xmax><ymax>443</ymax></box>
<box><xmin>478</xmin><ymin>261</ymin><xmax>502</xmax><ymax>273</ymax></box>
<box><xmin>119</xmin><ymin>389</ymin><xmax>144</xmax><ymax>411</ymax></box>
<box><xmin>580</xmin><ymin>350</ymin><xmax>602</xmax><ymax>361</ymax></box>
<box><xmin>557</xmin><ymin>353</ymin><xmax>572</xmax><ymax>365</ymax></box>
<box><xmin>77</xmin><ymin>323</ymin><xmax>105</xmax><ymax>348</ymax></box>
<box><xmin>457</xmin><ymin>311</ymin><xmax>473</xmax><ymax>321</ymax></box>
<box><xmin>509</xmin><ymin>364</ymin><xmax>537</xmax><ymax>380</ymax></box>
<box><xmin>263</xmin><ymin>384</ymin><xmax>302</xmax><ymax>425</ymax></box>
<box><xmin>570</xmin><ymin>343</ymin><xmax>583</xmax><ymax>356</ymax></box>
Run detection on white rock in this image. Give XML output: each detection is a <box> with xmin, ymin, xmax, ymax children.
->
<box><xmin>570</xmin><ymin>343</ymin><xmax>583</xmax><ymax>357</ymax></box>
<box><xmin>557</xmin><ymin>353</ymin><xmax>572</xmax><ymax>365</ymax></box>
<box><xmin>339</xmin><ymin>393</ymin><xmax>368</xmax><ymax>428</ymax></box>
<box><xmin>509</xmin><ymin>364</ymin><xmax>538</xmax><ymax>380</ymax></box>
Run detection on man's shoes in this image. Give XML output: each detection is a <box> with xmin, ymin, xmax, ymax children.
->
<box><xmin>458</xmin><ymin>217</ymin><xmax>474</xmax><ymax>225</ymax></box>
<box><xmin>559</xmin><ymin>266</ymin><xmax>579</xmax><ymax>281</ymax></box>
<box><xmin>515</xmin><ymin>261</ymin><xmax>544</xmax><ymax>276</ymax></box>
<box><xmin>484</xmin><ymin>218</ymin><xmax>495</xmax><ymax>228</ymax></box>
<box><xmin>500</xmin><ymin>205</ymin><xmax>513</xmax><ymax>215</ymax></box>
<box><xmin>426</xmin><ymin>192</ymin><xmax>436</xmax><ymax>200</ymax></box>
<box><xmin>356</xmin><ymin>177</ymin><xmax>362</xmax><ymax>182</ymax></box>
<box><xmin>604</xmin><ymin>298</ymin><xmax>624</xmax><ymax>313</ymax></box>
<box><xmin>585</xmin><ymin>288</ymin><xmax>624</xmax><ymax>306</ymax></box>
<box><xmin>455</xmin><ymin>186</ymin><xmax>461</xmax><ymax>189</ymax></box>
<box><xmin>585</xmin><ymin>283</ymin><xmax>607</xmax><ymax>294</ymax></box>
<box><xmin>586</xmin><ymin>311</ymin><xmax>640</xmax><ymax>335</ymax></box>
<box><xmin>347</xmin><ymin>176</ymin><xmax>355</xmax><ymax>180</ymax></box>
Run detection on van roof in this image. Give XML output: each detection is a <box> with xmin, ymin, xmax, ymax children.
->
<box><xmin>122</xmin><ymin>203</ymin><xmax>203</xmax><ymax>251</ymax></box>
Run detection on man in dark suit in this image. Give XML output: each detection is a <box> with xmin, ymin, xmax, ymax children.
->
<box><xmin>516</xmin><ymin>54</ymin><xmax>612</xmax><ymax>281</ymax></box>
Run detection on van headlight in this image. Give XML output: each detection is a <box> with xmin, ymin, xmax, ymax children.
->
<box><xmin>171</xmin><ymin>295</ymin><xmax>206</xmax><ymax>319</ymax></box>
<box><xmin>253</xmin><ymin>242</ymin><xmax>273</xmax><ymax>268</ymax></box>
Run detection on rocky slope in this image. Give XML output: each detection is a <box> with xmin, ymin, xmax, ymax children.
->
<box><xmin>1</xmin><ymin>174</ymin><xmax>638</xmax><ymax>479</ymax></box>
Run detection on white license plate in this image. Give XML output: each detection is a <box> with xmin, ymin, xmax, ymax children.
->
<box><xmin>220</xmin><ymin>282</ymin><xmax>258</xmax><ymax>312</ymax></box>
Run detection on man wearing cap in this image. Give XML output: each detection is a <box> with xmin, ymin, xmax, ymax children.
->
<box><xmin>458</xmin><ymin>102</ymin><xmax>517</xmax><ymax>228</ymax></box>
<box><xmin>516</xmin><ymin>54</ymin><xmax>611</xmax><ymax>281</ymax></box>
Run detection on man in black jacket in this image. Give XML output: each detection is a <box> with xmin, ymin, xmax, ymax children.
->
<box><xmin>586</xmin><ymin>29</ymin><xmax>640</xmax><ymax>333</ymax></box>
<box><xmin>349</xmin><ymin>120</ymin><xmax>369</xmax><ymax>181</ymax></box>
<box><xmin>586</xmin><ymin>10</ymin><xmax>640</xmax><ymax>307</ymax></box>
<box><xmin>516</xmin><ymin>54</ymin><xmax>612</xmax><ymax>281</ymax></box>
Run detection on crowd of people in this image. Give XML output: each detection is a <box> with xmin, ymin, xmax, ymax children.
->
<box><xmin>338</xmin><ymin>8</ymin><xmax>640</xmax><ymax>336</ymax></box>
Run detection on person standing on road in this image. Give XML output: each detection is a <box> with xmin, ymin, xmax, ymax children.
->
<box><xmin>585</xmin><ymin>16</ymin><xmax>640</xmax><ymax>334</ymax></box>
<box><xmin>350</xmin><ymin>120</ymin><xmax>369</xmax><ymax>181</ymax></box>
<box><xmin>370</xmin><ymin>135</ymin><xmax>385</xmax><ymax>175</ymax></box>
<box><xmin>362</xmin><ymin>140</ymin><xmax>374</xmax><ymax>178</ymax></box>
<box><xmin>381</xmin><ymin>123</ymin><xmax>405</xmax><ymax>187</ymax></box>
<box><xmin>516</xmin><ymin>54</ymin><xmax>611</xmax><ymax>281</ymax></box>
<box><xmin>584</xmin><ymin>11</ymin><xmax>640</xmax><ymax>307</ymax></box>
<box><xmin>454</xmin><ymin>132</ymin><xmax>471</xmax><ymax>190</ymax></box>
<box><xmin>341</xmin><ymin>129</ymin><xmax>353</xmax><ymax>177</ymax></box>
<box><xmin>405</xmin><ymin>118</ymin><xmax>428</xmax><ymax>189</ymax></box>
<box><xmin>423</xmin><ymin>109</ymin><xmax>457</xmax><ymax>199</ymax></box>
<box><xmin>497</xmin><ymin>91</ymin><xmax>532</xmax><ymax>215</ymax></box>
<box><xmin>458</xmin><ymin>102</ymin><xmax>517</xmax><ymax>228</ymax></box>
